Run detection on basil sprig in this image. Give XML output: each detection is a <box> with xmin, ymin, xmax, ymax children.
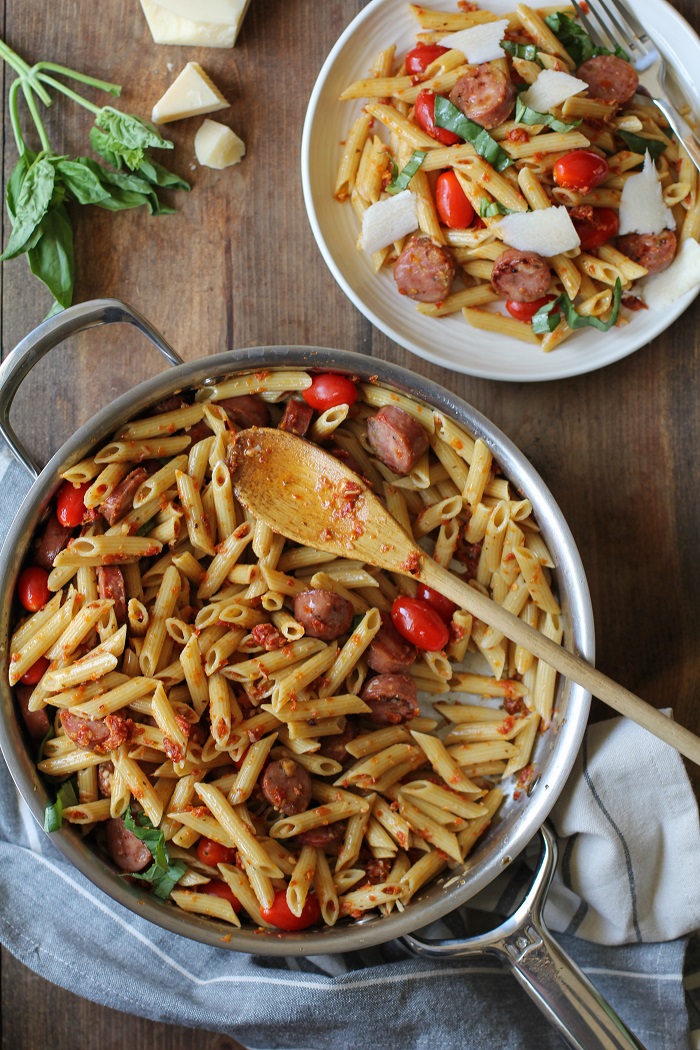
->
<box><xmin>123</xmin><ymin>810</ymin><xmax>187</xmax><ymax>900</ymax></box>
<box><xmin>515</xmin><ymin>97</ymin><xmax>581</xmax><ymax>134</ymax></box>
<box><xmin>532</xmin><ymin>278</ymin><xmax>622</xmax><ymax>335</ymax></box>
<box><xmin>433</xmin><ymin>95</ymin><xmax>513</xmax><ymax>172</ymax></box>
<box><xmin>618</xmin><ymin>131</ymin><xmax>667</xmax><ymax>160</ymax></box>
<box><xmin>44</xmin><ymin>779</ymin><xmax>78</xmax><ymax>833</ymax></box>
<box><xmin>501</xmin><ymin>41</ymin><xmax>542</xmax><ymax>63</ymax></box>
<box><xmin>386</xmin><ymin>149</ymin><xmax>427</xmax><ymax>195</ymax></box>
<box><xmin>544</xmin><ymin>12</ymin><xmax>629</xmax><ymax>64</ymax></box>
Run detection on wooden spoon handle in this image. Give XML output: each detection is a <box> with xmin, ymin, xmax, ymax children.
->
<box><xmin>421</xmin><ymin>559</ymin><xmax>700</xmax><ymax>766</ymax></box>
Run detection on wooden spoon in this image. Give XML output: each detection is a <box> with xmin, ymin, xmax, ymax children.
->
<box><xmin>230</xmin><ymin>427</ymin><xmax>700</xmax><ymax>766</ymax></box>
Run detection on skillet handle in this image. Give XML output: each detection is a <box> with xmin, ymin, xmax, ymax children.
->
<box><xmin>0</xmin><ymin>298</ymin><xmax>184</xmax><ymax>479</ymax></box>
<box><xmin>401</xmin><ymin>824</ymin><xmax>647</xmax><ymax>1050</ymax></box>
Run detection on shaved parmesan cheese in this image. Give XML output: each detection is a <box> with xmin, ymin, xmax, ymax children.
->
<box><xmin>497</xmin><ymin>206</ymin><xmax>580</xmax><ymax>255</ymax></box>
<box><xmin>438</xmin><ymin>20</ymin><xmax>509</xmax><ymax>64</ymax></box>
<box><xmin>641</xmin><ymin>237</ymin><xmax>700</xmax><ymax>310</ymax></box>
<box><xmin>361</xmin><ymin>190</ymin><xmax>418</xmax><ymax>256</ymax></box>
<box><xmin>520</xmin><ymin>69</ymin><xmax>588</xmax><ymax>113</ymax></box>
<box><xmin>619</xmin><ymin>152</ymin><xmax>676</xmax><ymax>235</ymax></box>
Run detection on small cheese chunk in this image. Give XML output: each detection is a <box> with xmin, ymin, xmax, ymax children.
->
<box><xmin>361</xmin><ymin>191</ymin><xmax>419</xmax><ymax>256</ymax></box>
<box><xmin>152</xmin><ymin>62</ymin><xmax>229</xmax><ymax>125</ymax></box>
<box><xmin>641</xmin><ymin>237</ymin><xmax>700</xmax><ymax>310</ymax></box>
<box><xmin>619</xmin><ymin>152</ymin><xmax>676</xmax><ymax>236</ymax></box>
<box><xmin>195</xmin><ymin>119</ymin><xmax>246</xmax><ymax>169</ymax></box>
<box><xmin>150</xmin><ymin>0</ymin><xmax>250</xmax><ymax>26</ymax></box>
<box><xmin>139</xmin><ymin>0</ymin><xmax>238</xmax><ymax>47</ymax></box>
<box><xmin>497</xmin><ymin>206</ymin><xmax>580</xmax><ymax>255</ymax></box>
<box><xmin>520</xmin><ymin>69</ymin><xmax>588</xmax><ymax>113</ymax></box>
<box><xmin>438</xmin><ymin>20</ymin><xmax>509</xmax><ymax>64</ymax></box>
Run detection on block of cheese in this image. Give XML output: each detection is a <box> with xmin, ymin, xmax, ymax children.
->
<box><xmin>152</xmin><ymin>63</ymin><xmax>229</xmax><ymax>125</ymax></box>
<box><xmin>195</xmin><ymin>119</ymin><xmax>246</xmax><ymax>169</ymax></box>
<box><xmin>138</xmin><ymin>0</ymin><xmax>251</xmax><ymax>47</ymax></box>
<box><xmin>151</xmin><ymin>0</ymin><xmax>250</xmax><ymax>25</ymax></box>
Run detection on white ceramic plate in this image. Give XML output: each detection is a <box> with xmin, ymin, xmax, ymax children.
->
<box><xmin>301</xmin><ymin>0</ymin><xmax>700</xmax><ymax>382</ymax></box>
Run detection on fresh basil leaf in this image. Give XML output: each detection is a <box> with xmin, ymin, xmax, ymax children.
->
<box><xmin>479</xmin><ymin>199</ymin><xmax>514</xmax><ymax>218</ymax></box>
<box><xmin>6</xmin><ymin>149</ymin><xmax>37</xmax><ymax>220</ymax></box>
<box><xmin>93</xmin><ymin>108</ymin><xmax>173</xmax><ymax>171</ymax></box>
<box><xmin>618</xmin><ymin>131</ymin><xmax>667</xmax><ymax>160</ymax></box>
<box><xmin>501</xmin><ymin>40</ymin><xmax>541</xmax><ymax>62</ymax></box>
<box><xmin>56</xmin><ymin>159</ymin><xmax>112</xmax><ymax>205</ymax></box>
<box><xmin>433</xmin><ymin>95</ymin><xmax>513</xmax><ymax>171</ymax></box>
<box><xmin>1</xmin><ymin>155</ymin><xmax>56</xmax><ymax>260</ymax></box>
<box><xmin>89</xmin><ymin>125</ymin><xmax>123</xmax><ymax>169</ymax></box>
<box><xmin>27</xmin><ymin>204</ymin><xmax>75</xmax><ymax>311</ymax></box>
<box><xmin>44</xmin><ymin>778</ymin><xmax>78</xmax><ymax>833</ymax></box>
<box><xmin>532</xmin><ymin>278</ymin><xmax>622</xmax><ymax>335</ymax></box>
<box><xmin>386</xmin><ymin>149</ymin><xmax>427</xmax><ymax>195</ymax></box>
<box><xmin>515</xmin><ymin>96</ymin><xmax>581</xmax><ymax>134</ymax></box>
<box><xmin>150</xmin><ymin>860</ymin><xmax>188</xmax><ymax>900</ymax></box>
<box><xmin>122</xmin><ymin>810</ymin><xmax>186</xmax><ymax>899</ymax></box>
<box><xmin>531</xmin><ymin>297</ymin><xmax>562</xmax><ymax>334</ymax></box>
<box><xmin>137</xmin><ymin>156</ymin><xmax>190</xmax><ymax>192</ymax></box>
<box><xmin>544</xmin><ymin>12</ymin><xmax>629</xmax><ymax>64</ymax></box>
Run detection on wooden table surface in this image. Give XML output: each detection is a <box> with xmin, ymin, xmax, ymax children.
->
<box><xmin>1</xmin><ymin>0</ymin><xmax>699</xmax><ymax>1045</ymax></box>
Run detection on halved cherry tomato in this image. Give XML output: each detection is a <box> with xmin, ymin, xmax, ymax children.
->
<box><xmin>391</xmin><ymin>596</ymin><xmax>449</xmax><ymax>651</ymax></box>
<box><xmin>415</xmin><ymin>583</ymin><xmax>458</xmax><ymax>624</ymax></box>
<box><xmin>570</xmin><ymin>206</ymin><xmax>619</xmax><ymax>251</ymax></box>
<box><xmin>435</xmin><ymin>171</ymin><xmax>475</xmax><ymax>230</ymax></box>
<box><xmin>302</xmin><ymin>374</ymin><xmax>358</xmax><ymax>412</ymax></box>
<box><xmin>201</xmin><ymin>880</ymin><xmax>242</xmax><ymax>912</ymax></box>
<box><xmin>260</xmin><ymin>888</ymin><xmax>322</xmax><ymax>931</ymax></box>
<box><xmin>413</xmin><ymin>90</ymin><xmax>460</xmax><ymax>146</ymax></box>
<box><xmin>405</xmin><ymin>43</ymin><xmax>450</xmax><ymax>76</ymax></box>
<box><xmin>505</xmin><ymin>295</ymin><xmax>556</xmax><ymax>322</ymax></box>
<box><xmin>196</xmin><ymin>837</ymin><xmax>237</xmax><ymax>867</ymax></box>
<box><xmin>553</xmin><ymin>150</ymin><xmax>609</xmax><ymax>193</ymax></box>
<box><xmin>20</xmin><ymin>655</ymin><xmax>50</xmax><ymax>685</ymax></box>
<box><xmin>56</xmin><ymin>480</ymin><xmax>90</xmax><ymax>528</ymax></box>
<box><xmin>17</xmin><ymin>566</ymin><xmax>51</xmax><ymax>611</ymax></box>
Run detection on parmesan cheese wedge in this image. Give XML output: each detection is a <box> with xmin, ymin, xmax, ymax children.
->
<box><xmin>361</xmin><ymin>191</ymin><xmax>418</xmax><ymax>256</ymax></box>
<box><xmin>149</xmin><ymin>0</ymin><xmax>250</xmax><ymax>25</ymax></box>
<box><xmin>640</xmin><ymin>237</ymin><xmax>700</xmax><ymax>310</ymax></box>
<box><xmin>497</xmin><ymin>206</ymin><xmax>580</xmax><ymax>255</ymax></box>
<box><xmin>152</xmin><ymin>62</ymin><xmax>229</xmax><ymax>125</ymax></box>
<box><xmin>619</xmin><ymin>152</ymin><xmax>676</xmax><ymax>236</ymax></box>
<box><xmin>139</xmin><ymin>0</ymin><xmax>240</xmax><ymax>47</ymax></box>
<box><xmin>195</xmin><ymin>119</ymin><xmax>246</xmax><ymax>168</ymax></box>
<box><xmin>438</xmin><ymin>20</ymin><xmax>509</xmax><ymax>64</ymax></box>
<box><xmin>520</xmin><ymin>69</ymin><xmax>588</xmax><ymax>113</ymax></box>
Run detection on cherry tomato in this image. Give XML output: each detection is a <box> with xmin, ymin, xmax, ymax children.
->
<box><xmin>405</xmin><ymin>43</ymin><xmax>450</xmax><ymax>76</ymax></box>
<box><xmin>415</xmin><ymin>583</ymin><xmax>458</xmax><ymax>624</ymax></box>
<box><xmin>391</xmin><ymin>596</ymin><xmax>450</xmax><ymax>651</ymax></box>
<box><xmin>570</xmin><ymin>206</ymin><xmax>619</xmax><ymax>251</ymax></box>
<box><xmin>505</xmin><ymin>295</ymin><xmax>556</xmax><ymax>322</ymax></box>
<box><xmin>17</xmin><ymin>566</ymin><xmax>51</xmax><ymax>611</ymax></box>
<box><xmin>302</xmin><ymin>374</ymin><xmax>358</xmax><ymax>412</ymax></box>
<box><xmin>260</xmin><ymin>889</ymin><xmax>322</xmax><ymax>931</ymax></box>
<box><xmin>20</xmin><ymin>655</ymin><xmax>50</xmax><ymax>685</ymax></box>
<box><xmin>56</xmin><ymin>480</ymin><xmax>90</xmax><ymax>528</ymax></box>
<box><xmin>196</xmin><ymin>837</ymin><xmax>237</xmax><ymax>867</ymax></box>
<box><xmin>435</xmin><ymin>171</ymin><xmax>475</xmax><ymax>230</ymax></box>
<box><xmin>413</xmin><ymin>90</ymin><xmax>460</xmax><ymax>146</ymax></box>
<box><xmin>553</xmin><ymin>150</ymin><xmax>609</xmax><ymax>193</ymax></box>
<box><xmin>201</xmin><ymin>880</ymin><xmax>242</xmax><ymax>912</ymax></box>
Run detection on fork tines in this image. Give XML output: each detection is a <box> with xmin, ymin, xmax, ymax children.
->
<box><xmin>572</xmin><ymin>0</ymin><xmax>652</xmax><ymax>63</ymax></box>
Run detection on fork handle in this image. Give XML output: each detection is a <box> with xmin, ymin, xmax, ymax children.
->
<box><xmin>652</xmin><ymin>97</ymin><xmax>700</xmax><ymax>175</ymax></box>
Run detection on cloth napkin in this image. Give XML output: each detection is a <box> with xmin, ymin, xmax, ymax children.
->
<box><xmin>1</xmin><ymin>446</ymin><xmax>699</xmax><ymax>1050</ymax></box>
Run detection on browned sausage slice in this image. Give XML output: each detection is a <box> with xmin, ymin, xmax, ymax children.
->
<box><xmin>149</xmin><ymin>395</ymin><xmax>190</xmax><ymax>415</ymax></box>
<box><xmin>97</xmin><ymin>566</ymin><xmax>127</xmax><ymax>625</ymax></box>
<box><xmin>577</xmin><ymin>55</ymin><xmax>638</xmax><ymax>104</ymax></box>
<box><xmin>296</xmin><ymin>820</ymin><xmax>347</xmax><ymax>848</ymax></box>
<box><xmin>261</xmin><ymin>758</ymin><xmax>312</xmax><ymax>815</ymax></box>
<box><xmin>491</xmin><ymin>248</ymin><xmax>551</xmax><ymax>303</ymax></box>
<box><xmin>35</xmin><ymin>514</ymin><xmax>73</xmax><ymax>570</ymax></box>
<box><xmin>98</xmin><ymin>760</ymin><xmax>114</xmax><ymax>797</ymax></box>
<box><xmin>99</xmin><ymin>468</ymin><xmax>148</xmax><ymax>526</ymax></box>
<box><xmin>363</xmin><ymin>857</ymin><xmax>392</xmax><ymax>884</ymax></box>
<box><xmin>105</xmin><ymin>817</ymin><xmax>152</xmax><ymax>873</ymax></box>
<box><xmin>292</xmin><ymin>589</ymin><xmax>354</xmax><ymax>641</ymax></box>
<box><xmin>366</xmin><ymin>614</ymin><xmax>417</xmax><ymax>674</ymax></box>
<box><xmin>318</xmin><ymin>719</ymin><xmax>357</xmax><ymax>764</ymax></box>
<box><xmin>449</xmin><ymin>64</ymin><xmax>516</xmax><ymax>129</ymax></box>
<box><xmin>217</xmin><ymin>394</ymin><xmax>270</xmax><ymax>429</ymax></box>
<box><xmin>617</xmin><ymin>230</ymin><xmax>677</xmax><ymax>274</ymax></box>
<box><xmin>279</xmin><ymin>398</ymin><xmax>314</xmax><ymax>437</ymax></box>
<box><xmin>366</xmin><ymin>405</ymin><xmax>429</xmax><ymax>476</ymax></box>
<box><xmin>60</xmin><ymin>710</ymin><xmax>131</xmax><ymax>754</ymax></box>
<box><xmin>361</xmin><ymin>674</ymin><xmax>419</xmax><ymax>725</ymax></box>
<box><xmin>15</xmin><ymin>685</ymin><xmax>50</xmax><ymax>742</ymax></box>
<box><xmin>394</xmin><ymin>234</ymin><xmax>457</xmax><ymax>303</ymax></box>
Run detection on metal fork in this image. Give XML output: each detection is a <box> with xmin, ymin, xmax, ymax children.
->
<box><xmin>572</xmin><ymin>0</ymin><xmax>700</xmax><ymax>173</ymax></box>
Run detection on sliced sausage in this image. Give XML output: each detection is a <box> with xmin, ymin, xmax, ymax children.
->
<box><xmin>366</xmin><ymin>614</ymin><xmax>417</xmax><ymax>674</ymax></box>
<box><xmin>363</xmin><ymin>857</ymin><xmax>392</xmax><ymax>884</ymax></box>
<box><xmin>361</xmin><ymin>674</ymin><xmax>419</xmax><ymax>725</ymax></box>
<box><xmin>15</xmin><ymin>684</ymin><xmax>50</xmax><ymax>742</ymax></box>
<box><xmin>185</xmin><ymin>421</ymin><xmax>212</xmax><ymax>447</ymax></box>
<box><xmin>617</xmin><ymin>230</ymin><xmax>676</xmax><ymax>275</ymax></box>
<box><xmin>105</xmin><ymin>816</ymin><xmax>152</xmax><ymax>873</ymax></box>
<box><xmin>149</xmin><ymin>395</ymin><xmax>191</xmax><ymax>415</ymax></box>
<box><xmin>279</xmin><ymin>398</ymin><xmax>314</xmax><ymax>437</ymax></box>
<box><xmin>217</xmin><ymin>394</ymin><xmax>270</xmax><ymax>429</ymax></box>
<box><xmin>366</xmin><ymin>405</ymin><xmax>429</xmax><ymax>477</ymax></box>
<box><xmin>293</xmin><ymin>589</ymin><xmax>354</xmax><ymax>641</ymax></box>
<box><xmin>318</xmin><ymin>719</ymin><xmax>357</xmax><ymax>764</ymax></box>
<box><xmin>35</xmin><ymin>513</ymin><xmax>73</xmax><ymax>570</ymax></box>
<box><xmin>97</xmin><ymin>566</ymin><xmax>127</xmax><ymax>625</ymax></box>
<box><xmin>394</xmin><ymin>234</ymin><xmax>457</xmax><ymax>303</ymax></box>
<box><xmin>60</xmin><ymin>710</ymin><xmax>131</xmax><ymax>754</ymax></box>
<box><xmin>577</xmin><ymin>55</ymin><xmax>638</xmax><ymax>104</ymax></box>
<box><xmin>295</xmin><ymin>820</ymin><xmax>347</xmax><ymax>848</ymax></box>
<box><xmin>449</xmin><ymin>64</ymin><xmax>516</xmax><ymax>129</ymax></box>
<box><xmin>250</xmin><ymin>623</ymin><xmax>287</xmax><ymax>651</ymax></box>
<box><xmin>491</xmin><ymin>248</ymin><xmax>551</xmax><ymax>303</ymax></box>
<box><xmin>98</xmin><ymin>760</ymin><xmax>114</xmax><ymax>797</ymax></box>
<box><xmin>99</xmin><ymin>468</ymin><xmax>148</xmax><ymax>526</ymax></box>
<box><xmin>261</xmin><ymin>758</ymin><xmax>312</xmax><ymax>815</ymax></box>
